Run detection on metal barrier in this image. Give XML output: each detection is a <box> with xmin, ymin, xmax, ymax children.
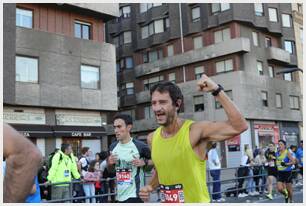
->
<box><xmin>40</xmin><ymin>177</ymin><xmax>117</xmax><ymax>203</ymax></box>
<box><xmin>206</xmin><ymin>165</ymin><xmax>303</xmax><ymax>198</ymax></box>
<box><xmin>40</xmin><ymin>166</ymin><xmax>303</xmax><ymax>203</ymax></box>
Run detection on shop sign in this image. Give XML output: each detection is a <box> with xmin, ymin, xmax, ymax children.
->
<box><xmin>56</xmin><ymin>114</ymin><xmax>101</xmax><ymax>126</ymax></box>
<box><xmin>72</xmin><ymin>132</ymin><xmax>92</xmax><ymax>137</ymax></box>
<box><xmin>3</xmin><ymin>112</ymin><xmax>45</xmax><ymax>124</ymax></box>
<box><xmin>227</xmin><ymin>135</ymin><xmax>240</xmax><ymax>152</ymax></box>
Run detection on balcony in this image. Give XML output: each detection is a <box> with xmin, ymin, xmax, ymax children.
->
<box><xmin>135</xmin><ymin>37</ymin><xmax>250</xmax><ymax>77</ymax></box>
<box><xmin>266</xmin><ymin>47</ymin><xmax>291</xmax><ymax>65</ymax></box>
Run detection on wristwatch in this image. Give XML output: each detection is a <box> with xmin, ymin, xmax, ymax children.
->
<box><xmin>212</xmin><ymin>84</ymin><xmax>224</xmax><ymax>96</ymax></box>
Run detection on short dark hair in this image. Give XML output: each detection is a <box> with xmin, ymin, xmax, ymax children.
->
<box><xmin>61</xmin><ymin>143</ymin><xmax>71</xmax><ymax>153</ymax></box>
<box><xmin>150</xmin><ymin>81</ymin><xmax>184</xmax><ymax>113</ymax></box>
<box><xmin>279</xmin><ymin>139</ymin><xmax>286</xmax><ymax>146</ymax></box>
<box><xmin>113</xmin><ymin>114</ymin><xmax>133</xmax><ymax>126</ymax></box>
<box><xmin>81</xmin><ymin>147</ymin><xmax>90</xmax><ymax>155</ymax></box>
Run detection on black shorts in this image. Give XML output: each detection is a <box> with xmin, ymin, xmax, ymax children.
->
<box><xmin>267</xmin><ymin>167</ymin><xmax>278</xmax><ymax>178</ymax></box>
<box><xmin>277</xmin><ymin>171</ymin><xmax>293</xmax><ymax>183</ymax></box>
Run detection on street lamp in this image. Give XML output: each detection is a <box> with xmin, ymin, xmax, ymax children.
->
<box><xmin>276</xmin><ymin>67</ymin><xmax>303</xmax><ymax>74</ymax></box>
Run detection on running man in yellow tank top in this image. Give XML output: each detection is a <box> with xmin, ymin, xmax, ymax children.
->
<box><xmin>139</xmin><ymin>74</ymin><xmax>248</xmax><ymax>203</ymax></box>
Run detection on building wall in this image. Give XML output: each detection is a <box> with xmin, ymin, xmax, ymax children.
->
<box><xmin>14</xmin><ymin>27</ymin><xmax>117</xmax><ymax>110</ymax></box>
<box><xmin>17</xmin><ymin>3</ymin><xmax>106</xmax><ymax>42</ymax></box>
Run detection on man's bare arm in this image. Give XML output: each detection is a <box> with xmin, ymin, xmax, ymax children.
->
<box><xmin>192</xmin><ymin>75</ymin><xmax>248</xmax><ymax>143</ymax></box>
<box><xmin>3</xmin><ymin>123</ymin><xmax>43</xmax><ymax>202</ymax></box>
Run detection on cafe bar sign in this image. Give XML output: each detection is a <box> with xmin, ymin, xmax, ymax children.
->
<box><xmin>56</xmin><ymin>114</ymin><xmax>102</xmax><ymax>126</ymax></box>
<box><xmin>3</xmin><ymin>111</ymin><xmax>45</xmax><ymax>124</ymax></box>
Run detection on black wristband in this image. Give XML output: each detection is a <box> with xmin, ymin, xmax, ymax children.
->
<box><xmin>212</xmin><ymin>84</ymin><xmax>224</xmax><ymax>96</ymax></box>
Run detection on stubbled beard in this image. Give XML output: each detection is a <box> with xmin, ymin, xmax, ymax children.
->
<box><xmin>158</xmin><ymin>108</ymin><xmax>176</xmax><ymax>127</ymax></box>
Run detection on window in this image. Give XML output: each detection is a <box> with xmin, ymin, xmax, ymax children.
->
<box><xmin>144</xmin><ymin>75</ymin><xmax>164</xmax><ymax>91</ymax></box>
<box><xmin>193</xmin><ymin>36</ymin><xmax>203</xmax><ymax>49</ymax></box>
<box><xmin>282</xmin><ymin>14</ymin><xmax>292</xmax><ymax>27</ymax></box>
<box><xmin>74</xmin><ymin>21</ymin><xmax>91</xmax><ymax>40</ymax></box>
<box><xmin>149</xmin><ymin>51</ymin><xmax>158</xmax><ymax>62</ymax></box>
<box><xmin>194</xmin><ymin>95</ymin><xmax>204</xmax><ymax>112</ymax></box>
<box><xmin>126</xmin><ymin>82</ymin><xmax>134</xmax><ymax>95</ymax></box>
<box><xmin>113</xmin><ymin>36</ymin><xmax>119</xmax><ymax>48</ymax></box>
<box><xmin>214</xmin><ymin>28</ymin><xmax>230</xmax><ymax>43</ymax></box>
<box><xmin>268</xmin><ymin>8</ymin><xmax>278</xmax><ymax>22</ymax></box>
<box><xmin>141</xmin><ymin>25</ymin><xmax>149</xmax><ymax>39</ymax></box>
<box><xmin>254</xmin><ymin>3</ymin><xmax>264</xmax><ymax>16</ymax></box>
<box><xmin>265</xmin><ymin>37</ymin><xmax>272</xmax><ymax>47</ymax></box>
<box><xmin>154</xmin><ymin>19</ymin><xmax>164</xmax><ymax>33</ymax></box>
<box><xmin>15</xmin><ymin>56</ymin><xmax>38</xmax><ymax>83</ymax></box>
<box><xmin>257</xmin><ymin>61</ymin><xmax>263</xmax><ymax>75</ymax></box>
<box><xmin>16</xmin><ymin>8</ymin><xmax>33</xmax><ymax>28</ymax></box>
<box><xmin>144</xmin><ymin>105</ymin><xmax>154</xmax><ymax>119</ymax></box>
<box><xmin>192</xmin><ymin>7</ymin><xmax>200</xmax><ymax>22</ymax></box>
<box><xmin>143</xmin><ymin>48</ymin><xmax>163</xmax><ymax>63</ymax></box>
<box><xmin>284</xmin><ymin>40</ymin><xmax>295</xmax><ymax>54</ymax></box>
<box><xmin>275</xmin><ymin>93</ymin><xmax>282</xmax><ymax>108</ymax></box>
<box><xmin>261</xmin><ymin>91</ymin><xmax>268</xmax><ymax>107</ymax></box>
<box><xmin>216</xmin><ymin>90</ymin><xmax>233</xmax><ymax>109</ymax></box>
<box><xmin>81</xmin><ymin>65</ymin><xmax>100</xmax><ymax>89</ymax></box>
<box><xmin>297</xmin><ymin>4</ymin><xmax>303</xmax><ymax>13</ymax></box>
<box><xmin>120</xmin><ymin>6</ymin><xmax>131</xmax><ymax>18</ymax></box>
<box><xmin>289</xmin><ymin>96</ymin><xmax>299</xmax><ymax>110</ymax></box>
<box><xmin>141</xmin><ymin>19</ymin><xmax>167</xmax><ymax>39</ymax></box>
<box><xmin>268</xmin><ymin>66</ymin><xmax>274</xmax><ymax>78</ymax></box>
<box><xmin>211</xmin><ymin>3</ymin><xmax>230</xmax><ymax>14</ymax></box>
<box><xmin>284</xmin><ymin>73</ymin><xmax>292</xmax><ymax>81</ymax></box>
<box><xmin>216</xmin><ymin>59</ymin><xmax>233</xmax><ymax>73</ymax></box>
<box><xmin>125</xmin><ymin>57</ymin><xmax>133</xmax><ymax>69</ymax></box>
<box><xmin>140</xmin><ymin>3</ymin><xmax>149</xmax><ymax>13</ymax></box>
<box><xmin>123</xmin><ymin>31</ymin><xmax>132</xmax><ymax>44</ymax></box>
<box><xmin>116</xmin><ymin>62</ymin><xmax>120</xmax><ymax>73</ymax></box>
<box><xmin>300</xmin><ymin>28</ymin><xmax>303</xmax><ymax>43</ymax></box>
<box><xmin>195</xmin><ymin>66</ymin><xmax>204</xmax><ymax>80</ymax></box>
<box><xmin>252</xmin><ymin>32</ymin><xmax>259</xmax><ymax>46</ymax></box>
<box><xmin>165</xmin><ymin>18</ymin><xmax>170</xmax><ymax>28</ymax></box>
<box><xmin>140</xmin><ymin>3</ymin><xmax>162</xmax><ymax>13</ymax></box>
<box><xmin>167</xmin><ymin>45</ymin><xmax>174</xmax><ymax>56</ymax></box>
<box><xmin>168</xmin><ymin>72</ymin><xmax>176</xmax><ymax>83</ymax></box>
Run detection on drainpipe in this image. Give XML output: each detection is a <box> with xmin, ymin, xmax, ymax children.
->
<box><xmin>179</xmin><ymin>3</ymin><xmax>186</xmax><ymax>82</ymax></box>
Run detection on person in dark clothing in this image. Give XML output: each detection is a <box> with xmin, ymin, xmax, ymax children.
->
<box><xmin>37</xmin><ymin>159</ymin><xmax>50</xmax><ymax>200</ymax></box>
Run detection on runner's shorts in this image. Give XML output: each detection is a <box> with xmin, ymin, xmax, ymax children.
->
<box><xmin>267</xmin><ymin>167</ymin><xmax>278</xmax><ymax>178</ymax></box>
<box><xmin>277</xmin><ymin>171</ymin><xmax>293</xmax><ymax>183</ymax></box>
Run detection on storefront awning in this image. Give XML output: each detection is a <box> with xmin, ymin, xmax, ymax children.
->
<box><xmin>53</xmin><ymin>125</ymin><xmax>106</xmax><ymax>137</ymax></box>
<box><xmin>10</xmin><ymin>124</ymin><xmax>53</xmax><ymax>138</ymax></box>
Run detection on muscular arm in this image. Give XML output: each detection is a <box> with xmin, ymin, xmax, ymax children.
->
<box><xmin>3</xmin><ymin>123</ymin><xmax>42</xmax><ymax>202</ymax></box>
<box><xmin>191</xmin><ymin>88</ymin><xmax>248</xmax><ymax>144</ymax></box>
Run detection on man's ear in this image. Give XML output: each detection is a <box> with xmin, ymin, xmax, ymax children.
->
<box><xmin>127</xmin><ymin>124</ymin><xmax>133</xmax><ymax>132</ymax></box>
<box><xmin>175</xmin><ymin>99</ymin><xmax>182</xmax><ymax>110</ymax></box>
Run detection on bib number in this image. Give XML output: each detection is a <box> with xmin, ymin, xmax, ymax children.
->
<box><xmin>64</xmin><ymin>170</ymin><xmax>70</xmax><ymax>177</ymax></box>
<box><xmin>160</xmin><ymin>184</ymin><xmax>184</xmax><ymax>203</ymax></box>
<box><xmin>116</xmin><ymin>168</ymin><xmax>132</xmax><ymax>185</ymax></box>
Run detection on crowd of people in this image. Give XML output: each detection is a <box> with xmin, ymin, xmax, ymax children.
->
<box><xmin>207</xmin><ymin>140</ymin><xmax>303</xmax><ymax>203</ymax></box>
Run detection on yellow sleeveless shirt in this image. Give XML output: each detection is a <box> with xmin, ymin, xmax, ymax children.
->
<box><xmin>152</xmin><ymin>120</ymin><xmax>210</xmax><ymax>203</ymax></box>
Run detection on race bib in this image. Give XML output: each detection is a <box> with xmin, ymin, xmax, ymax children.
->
<box><xmin>116</xmin><ymin>168</ymin><xmax>132</xmax><ymax>185</ymax></box>
<box><xmin>64</xmin><ymin>170</ymin><xmax>70</xmax><ymax>177</ymax></box>
<box><xmin>160</xmin><ymin>184</ymin><xmax>184</xmax><ymax>203</ymax></box>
